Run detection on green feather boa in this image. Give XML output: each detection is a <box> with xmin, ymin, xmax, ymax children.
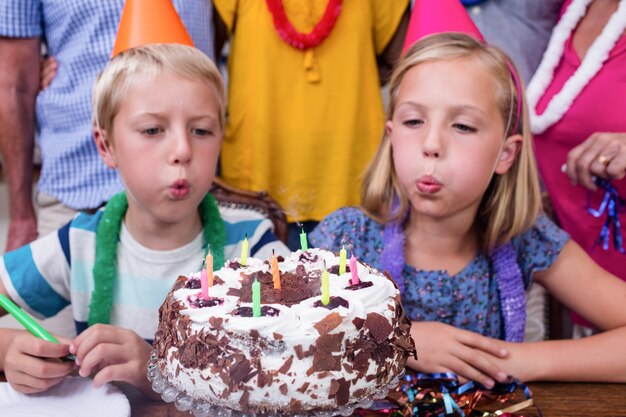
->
<box><xmin>88</xmin><ymin>192</ymin><xmax>225</xmax><ymax>326</ymax></box>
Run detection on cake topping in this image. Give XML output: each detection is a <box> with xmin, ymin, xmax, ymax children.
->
<box><xmin>188</xmin><ymin>295</ymin><xmax>224</xmax><ymax>308</ymax></box>
<box><xmin>313</xmin><ymin>296</ymin><xmax>349</xmax><ymax>310</ymax></box>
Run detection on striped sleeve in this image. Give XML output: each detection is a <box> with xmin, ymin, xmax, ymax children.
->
<box><xmin>0</xmin><ymin>0</ymin><xmax>43</xmax><ymax>38</ymax></box>
<box><xmin>220</xmin><ymin>205</ymin><xmax>291</xmax><ymax>263</ymax></box>
<box><xmin>0</xmin><ymin>227</ymin><xmax>71</xmax><ymax>319</ymax></box>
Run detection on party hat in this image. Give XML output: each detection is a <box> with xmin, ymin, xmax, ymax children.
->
<box><xmin>403</xmin><ymin>0</ymin><xmax>484</xmax><ymax>52</ymax></box>
<box><xmin>111</xmin><ymin>0</ymin><xmax>194</xmax><ymax>57</ymax></box>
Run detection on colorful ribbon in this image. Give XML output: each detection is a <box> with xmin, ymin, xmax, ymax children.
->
<box><xmin>364</xmin><ymin>371</ymin><xmax>536</xmax><ymax>417</ymax></box>
<box><xmin>587</xmin><ymin>178</ymin><xmax>625</xmax><ymax>253</ymax></box>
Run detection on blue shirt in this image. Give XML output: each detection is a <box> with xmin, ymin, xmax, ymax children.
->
<box><xmin>310</xmin><ymin>208</ymin><xmax>569</xmax><ymax>340</ymax></box>
<box><xmin>0</xmin><ymin>0</ymin><xmax>215</xmax><ymax>209</ymax></box>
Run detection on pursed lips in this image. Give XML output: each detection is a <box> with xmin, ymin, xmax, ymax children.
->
<box><xmin>415</xmin><ymin>175</ymin><xmax>442</xmax><ymax>194</ymax></box>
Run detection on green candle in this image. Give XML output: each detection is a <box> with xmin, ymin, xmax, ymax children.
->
<box><xmin>300</xmin><ymin>227</ymin><xmax>308</xmax><ymax>251</ymax></box>
<box><xmin>0</xmin><ymin>294</ymin><xmax>59</xmax><ymax>343</ymax></box>
<box><xmin>339</xmin><ymin>245</ymin><xmax>347</xmax><ymax>275</ymax></box>
<box><xmin>252</xmin><ymin>278</ymin><xmax>261</xmax><ymax>317</ymax></box>
<box><xmin>241</xmin><ymin>234</ymin><xmax>249</xmax><ymax>266</ymax></box>
<box><xmin>321</xmin><ymin>265</ymin><xmax>330</xmax><ymax>306</ymax></box>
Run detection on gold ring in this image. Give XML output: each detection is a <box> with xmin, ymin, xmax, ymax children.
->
<box><xmin>597</xmin><ymin>155</ymin><xmax>611</xmax><ymax>166</ymax></box>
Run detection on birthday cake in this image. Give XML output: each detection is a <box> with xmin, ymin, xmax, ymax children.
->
<box><xmin>151</xmin><ymin>248</ymin><xmax>415</xmax><ymax>415</ymax></box>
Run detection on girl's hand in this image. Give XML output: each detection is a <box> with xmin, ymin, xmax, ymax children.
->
<box><xmin>564</xmin><ymin>132</ymin><xmax>626</xmax><ymax>191</ymax></box>
<box><xmin>4</xmin><ymin>331</ymin><xmax>75</xmax><ymax>394</ymax></box>
<box><xmin>408</xmin><ymin>321</ymin><xmax>510</xmax><ymax>388</ymax></box>
<box><xmin>70</xmin><ymin>324</ymin><xmax>154</xmax><ymax>397</ymax></box>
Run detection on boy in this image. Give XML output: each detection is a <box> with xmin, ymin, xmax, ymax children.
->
<box><xmin>0</xmin><ymin>43</ymin><xmax>289</xmax><ymax>397</ymax></box>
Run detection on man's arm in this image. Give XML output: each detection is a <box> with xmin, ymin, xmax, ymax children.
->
<box><xmin>0</xmin><ymin>37</ymin><xmax>42</xmax><ymax>251</ymax></box>
<box><xmin>377</xmin><ymin>6</ymin><xmax>410</xmax><ymax>86</ymax></box>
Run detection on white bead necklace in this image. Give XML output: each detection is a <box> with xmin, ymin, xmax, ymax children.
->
<box><xmin>527</xmin><ymin>0</ymin><xmax>626</xmax><ymax>135</ymax></box>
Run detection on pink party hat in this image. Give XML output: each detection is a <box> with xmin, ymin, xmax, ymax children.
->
<box><xmin>403</xmin><ymin>0</ymin><xmax>484</xmax><ymax>52</ymax></box>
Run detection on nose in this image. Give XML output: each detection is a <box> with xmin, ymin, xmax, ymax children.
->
<box><xmin>422</xmin><ymin>125</ymin><xmax>443</xmax><ymax>159</ymax></box>
<box><xmin>169</xmin><ymin>130</ymin><xmax>192</xmax><ymax>165</ymax></box>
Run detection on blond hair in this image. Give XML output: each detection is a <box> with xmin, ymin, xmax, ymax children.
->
<box><xmin>362</xmin><ymin>32</ymin><xmax>542</xmax><ymax>253</ymax></box>
<box><xmin>92</xmin><ymin>44</ymin><xmax>226</xmax><ymax>139</ymax></box>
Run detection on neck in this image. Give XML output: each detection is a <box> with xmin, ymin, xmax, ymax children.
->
<box><xmin>573</xmin><ymin>0</ymin><xmax>622</xmax><ymax>59</ymax></box>
<box><xmin>404</xmin><ymin>210</ymin><xmax>478</xmax><ymax>275</ymax></box>
<box><xmin>124</xmin><ymin>204</ymin><xmax>202</xmax><ymax>251</ymax></box>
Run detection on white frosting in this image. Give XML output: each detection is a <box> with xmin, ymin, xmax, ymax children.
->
<box><xmin>158</xmin><ymin>248</ymin><xmax>404</xmax><ymax>412</ymax></box>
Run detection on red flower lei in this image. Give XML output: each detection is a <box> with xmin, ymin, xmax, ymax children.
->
<box><xmin>266</xmin><ymin>0</ymin><xmax>343</xmax><ymax>50</ymax></box>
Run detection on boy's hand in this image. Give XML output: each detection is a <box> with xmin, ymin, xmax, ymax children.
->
<box><xmin>4</xmin><ymin>331</ymin><xmax>75</xmax><ymax>394</ymax></box>
<box><xmin>408</xmin><ymin>321</ymin><xmax>510</xmax><ymax>388</ymax></box>
<box><xmin>70</xmin><ymin>324</ymin><xmax>153</xmax><ymax>396</ymax></box>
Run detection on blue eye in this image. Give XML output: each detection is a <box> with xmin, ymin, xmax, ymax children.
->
<box><xmin>403</xmin><ymin>119</ymin><xmax>423</xmax><ymax>127</ymax></box>
<box><xmin>192</xmin><ymin>128</ymin><xmax>213</xmax><ymax>137</ymax></box>
<box><xmin>142</xmin><ymin>127</ymin><xmax>162</xmax><ymax>136</ymax></box>
<box><xmin>453</xmin><ymin>123</ymin><xmax>477</xmax><ymax>133</ymax></box>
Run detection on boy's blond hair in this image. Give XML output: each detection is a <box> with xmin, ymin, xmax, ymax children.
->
<box><xmin>92</xmin><ymin>43</ymin><xmax>226</xmax><ymax>139</ymax></box>
<box><xmin>362</xmin><ymin>32</ymin><xmax>542</xmax><ymax>253</ymax></box>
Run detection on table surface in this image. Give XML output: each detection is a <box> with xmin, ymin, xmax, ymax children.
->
<box><xmin>2</xmin><ymin>373</ymin><xmax>626</xmax><ymax>417</ymax></box>
<box><xmin>120</xmin><ymin>381</ymin><xmax>626</xmax><ymax>417</ymax></box>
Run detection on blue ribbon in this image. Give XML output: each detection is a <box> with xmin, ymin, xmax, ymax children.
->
<box><xmin>587</xmin><ymin>178</ymin><xmax>625</xmax><ymax>253</ymax></box>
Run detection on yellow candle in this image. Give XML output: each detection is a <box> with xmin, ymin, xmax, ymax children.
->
<box><xmin>206</xmin><ymin>251</ymin><xmax>214</xmax><ymax>287</ymax></box>
<box><xmin>271</xmin><ymin>250</ymin><xmax>281</xmax><ymax>290</ymax></box>
<box><xmin>321</xmin><ymin>264</ymin><xmax>330</xmax><ymax>306</ymax></box>
<box><xmin>252</xmin><ymin>278</ymin><xmax>261</xmax><ymax>317</ymax></box>
<box><xmin>241</xmin><ymin>234</ymin><xmax>249</xmax><ymax>266</ymax></box>
<box><xmin>339</xmin><ymin>245</ymin><xmax>347</xmax><ymax>275</ymax></box>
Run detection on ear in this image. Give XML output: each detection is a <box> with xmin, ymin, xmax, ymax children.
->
<box><xmin>494</xmin><ymin>134</ymin><xmax>522</xmax><ymax>175</ymax></box>
<box><xmin>94</xmin><ymin>128</ymin><xmax>117</xmax><ymax>169</ymax></box>
<box><xmin>385</xmin><ymin>120</ymin><xmax>394</xmax><ymax>137</ymax></box>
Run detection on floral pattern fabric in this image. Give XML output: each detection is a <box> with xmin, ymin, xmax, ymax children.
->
<box><xmin>310</xmin><ymin>207</ymin><xmax>569</xmax><ymax>339</ymax></box>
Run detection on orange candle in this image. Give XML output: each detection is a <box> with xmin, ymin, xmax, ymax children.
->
<box><xmin>271</xmin><ymin>250</ymin><xmax>281</xmax><ymax>290</ymax></box>
<box><xmin>206</xmin><ymin>251</ymin><xmax>214</xmax><ymax>287</ymax></box>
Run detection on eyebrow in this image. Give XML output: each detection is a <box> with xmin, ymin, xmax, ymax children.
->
<box><xmin>396</xmin><ymin>101</ymin><xmax>487</xmax><ymax>118</ymax></box>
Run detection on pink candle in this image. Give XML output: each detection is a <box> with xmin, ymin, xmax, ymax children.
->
<box><xmin>200</xmin><ymin>268</ymin><xmax>209</xmax><ymax>299</ymax></box>
<box><xmin>350</xmin><ymin>254</ymin><xmax>359</xmax><ymax>285</ymax></box>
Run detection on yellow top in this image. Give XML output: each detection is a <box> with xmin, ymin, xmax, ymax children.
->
<box><xmin>215</xmin><ymin>0</ymin><xmax>408</xmax><ymax>222</ymax></box>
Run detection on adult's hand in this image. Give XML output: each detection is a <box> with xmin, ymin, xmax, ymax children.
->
<box><xmin>564</xmin><ymin>132</ymin><xmax>626</xmax><ymax>191</ymax></box>
<box><xmin>40</xmin><ymin>56</ymin><xmax>58</xmax><ymax>91</ymax></box>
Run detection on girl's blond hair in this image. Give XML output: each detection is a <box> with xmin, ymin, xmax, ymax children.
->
<box><xmin>92</xmin><ymin>44</ymin><xmax>226</xmax><ymax>140</ymax></box>
<box><xmin>362</xmin><ymin>32</ymin><xmax>542</xmax><ymax>253</ymax></box>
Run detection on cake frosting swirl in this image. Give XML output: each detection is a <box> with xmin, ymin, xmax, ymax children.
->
<box><xmin>152</xmin><ymin>248</ymin><xmax>415</xmax><ymax>414</ymax></box>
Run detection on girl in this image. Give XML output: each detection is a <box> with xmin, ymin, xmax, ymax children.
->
<box><xmin>310</xmin><ymin>32</ymin><xmax>626</xmax><ymax>388</ymax></box>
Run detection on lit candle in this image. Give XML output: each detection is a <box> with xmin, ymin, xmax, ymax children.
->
<box><xmin>350</xmin><ymin>253</ymin><xmax>359</xmax><ymax>286</ymax></box>
<box><xmin>200</xmin><ymin>268</ymin><xmax>209</xmax><ymax>300</ymax></box>
<box><xmin>339</xmin><ymin>245</ymin><xmax>347</xmax><ymax>275</ymax></box>
<box><xmin>321</xmin><ymin>262</ymin><xmax>330</xmax><ymax>306</ymax></box>
<box><xmin>206</xmin><ymin>251</ymin><xmax>214</xmax><ymax>287</ymax></box>
<box><xmin>252</xmin><ymin>278</ymin><xmax>261</xmax><ymax>317</ymax></box>
<box><xmin>300</xmin><ymin>227</ymin><xmax>308</xmax><ymax>251</ymax></box>
<box><xmin>271</xmin><ymin>250</ymin><xmax>281</xmax><ymax>290</ymax></box>
<box><xmin>241</xmin><ymin>234</ymin><xmax>249</xmax><ymax>266</ymax></box>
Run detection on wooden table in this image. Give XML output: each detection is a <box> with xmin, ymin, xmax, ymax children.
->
<box><xmin>2</xmin><ymin>373</ymin><xmax>626</xmax><ymax>416</ymax></box>
<box><xmin>122</xmin><ymin>381</ymin><xmax>626</xmax><ymax>417</ymax></box>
